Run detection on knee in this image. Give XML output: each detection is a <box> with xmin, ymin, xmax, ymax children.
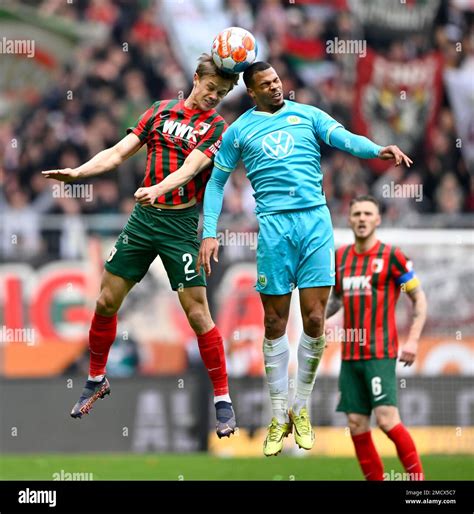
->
<box><xmin>96</xmin><ymin>289</ymin><xmax>120</xmax><ymax>316</ymax></box>
<box><xmin>302</xmin><ymin>311</ymin><xmax>325</xmax><ymax>336</ymax></box>
<box><xmin>376</xmin><ymin>412</ymin><xmax>399</xmax><ymax>433</ymax></box>
<box><xmin>186</xmin><ymin>306</ymin><xmax>210</xmax><ymax>333</ymax></box>
<box><xmin>348</xmin><ymin>415</ymin><xmax>369</xmax><ymax>435</ymax></box>
<box><xmin>264</xmin><ymin>314</ymin><xmax>287</xmax><ymax>339</ymax></box>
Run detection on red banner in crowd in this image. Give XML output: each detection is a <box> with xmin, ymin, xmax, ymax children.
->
<box><xmin>353</xmin><ymin>49</ymin><xmax>443</xmax><ymax>173</ymax></box>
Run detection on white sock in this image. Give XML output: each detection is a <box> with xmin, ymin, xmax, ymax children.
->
<box><xmin>263</xmin><ymin>334</ymin><xmax>290</xmax><ymax>424</ymax></box>
<box><xmin>214</xmin><ymin>394</ymin><xmax>232</xmax><ymax>404</ymax></box>
<box><xmin>88</xmin><ymin>374</ymin><xmax>104</xmax><ymax>382</ymax></box>
<box><xmin>292</xmin><ymin>333</ymin><xmax>325</xmax><ymax>414</ymax></box>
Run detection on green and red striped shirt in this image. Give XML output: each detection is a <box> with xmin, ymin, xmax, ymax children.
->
<box><xmin>127</xmin><ymin>99</ymin><xmax>226</xmax><ymax>205</ymax></box>
<box><xmin>334</xmin><ymin>240</ymin><xmax>420</xmax><ymax>361</ymax></box>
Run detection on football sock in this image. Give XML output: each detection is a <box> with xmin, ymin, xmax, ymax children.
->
<box><xmin>197</xmin><ymin>325</ymin><xmax>229</xmax><ymax>397</ymax></box>
<box><xmin>387</xmin><ymin>423</ymin><xmax>424</xmax><ymax>480</ymax></box>
<box><xmin>263</xmin><ymin>334</ymin><xmax>290</xmax><ymax>424</ymax></box>
<box><xmin>351</xmin><ymin>431</ymin><xmax>385</xmax><ymax>480</ymax></box>
<box><xmin>292</xmin><ymin>332</ymin><xmax>325</xmax><ymax>414</ymax></box>
<box><xmin>88</xmin><ymin>312</ymin><xmax>118</xmax><ymax>378</ymax></box>
<box><xmin>214</xmin><ymin>394</ymin><xmax>232</xmax><ymax>404</ymax></box>
<box><xmin>88</xmin><ymin>374</ymin><xmax>104</xmax><ymax>382</ymax></box>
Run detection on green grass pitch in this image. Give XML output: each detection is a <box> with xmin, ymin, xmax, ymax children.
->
<box><xmin>0</xmin><ymin>454</ymin><xmax>472</xmax><ymax>480</ymax></box>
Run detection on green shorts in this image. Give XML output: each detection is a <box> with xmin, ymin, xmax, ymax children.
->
<box><xmin>336</xmin><ymin>358</ymin><xmax>397</xmax><ymax>415</ymax></box>
<box><xmin>104</xmin><ymin>203</ymin><xmax>206</xmax><ymax>290</ymax></box>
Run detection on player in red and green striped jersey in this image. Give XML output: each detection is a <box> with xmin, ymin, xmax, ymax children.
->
<box><xmin>42</xmin><ymin>54</ymin><xmax>240</xmax><ymax>438</ymax></box>
<box><xmin>327</xmin><ymin>195</ymin><xmax>428</xmax><ymax>480</ymax></box>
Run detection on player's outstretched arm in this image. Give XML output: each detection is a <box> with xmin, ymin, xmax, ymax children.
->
<box><xmin>399</xmin><ymin>287</ymin><xmax>427</xmax><ymax>367</ymax></box>
<box><xmin>42</xmin><ymin>133</ymin><xmax>142</xmax><ymax>182</ymax></box>
<box><xmin>196</xmin><ymin>167</ymin><xmax>230</xmax><ymax>276</ymax></box>
<box><xmin>134</xmin><ymin>149</ymin><xmax>211</xmax><ymax>206</ymax></box>
<box><xmin>329</xmin><ymin>127</ymin><xmax>413</xmax><ymax>167</ymax></box>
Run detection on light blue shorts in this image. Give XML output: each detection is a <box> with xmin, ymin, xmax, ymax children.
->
<box><xmin>256</xmin><ymin>204</ymin><xmax>335</xmax><ymax>295</ymax></box>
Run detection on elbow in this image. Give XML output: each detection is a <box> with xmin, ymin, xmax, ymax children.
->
<box><xmin>110</xmin><ymin>148</ymin><xmax>124</xmax><ymax>169</ymax></box>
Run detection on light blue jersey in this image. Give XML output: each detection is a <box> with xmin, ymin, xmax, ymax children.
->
<box><xmin>203</xmin><ymin>99</ymin><xmax>383</xmax><ymax>293</ymax></box>
<box><xmin>214</xmin><ymin>100</ymin><xmax>342</xmax><ymax>214</ymax></box>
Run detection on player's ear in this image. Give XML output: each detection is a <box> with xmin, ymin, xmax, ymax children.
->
<box><xmin>193</xmin><ymin>73</ymin><xmax>199</xmax><ymax>88</ymax></box>
<box><xmin>247</xmin><ymin>87</ymin><xmax>255</xmax><ymax>100</ymax></box>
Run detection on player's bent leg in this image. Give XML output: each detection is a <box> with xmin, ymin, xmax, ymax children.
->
<box><xmin>90</xmin><ymin>270</ymin><xmax>135</xmax><ymax>376</ymax></box>
<box><xmin>260</xmin><ymin>293</ymin><xmax>293</xmax><ymax>455</ymax></box>
<box><xmin>347</xmin><ymin>413</ymin><xmax>371</xmax><ymax>436</ymax></box>
<box><xmin>260</xmin><ymin>293</ymin><xmax>291</xmax><ymax>340</ymax></box>
<box><xmin>71</xmin><ymin>270</ymin><xmax>135</xmax><ymax>419</ymax></box>
<box><xmin>347</xmin><ymin>413</ymin><xmax>385</xmax><ymax>480</ymax></box>
<box><xmin>374</xmin><ymin>405</ymin><xmax>401</xmax><ymax>433</ymax></box>
<box><xmin>177</xmin><ymin>285</ymin><xmax>214</xmax><ymax>335</ymax></box>
<box><xmin>299</xmin><ymin>286</ymin><xmax>331</xmax><ymax>338</ymax></box>
<box><xmin>288</xmin><ymin>287</ymin><xmax>330</xmax><ymax>449</ymax></box>
<box><xmin>95</xmin><ymin>269</ymin><xmax>136</xmax><ymax>316</ymax></box>
<box><xmin>178</xmin><ymin>286</ymin><xmax>236</xmax><ymax>438</ymax></box>
<box><xmin>375</xmin><ymin>406</ymin><xmax>424</xmax><ymax>480</ymax></box>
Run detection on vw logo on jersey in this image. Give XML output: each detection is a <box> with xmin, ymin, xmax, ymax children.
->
<box><xmin>262</xmin><ymin>131</ymin><xmax>294</xmax><ymax>160</ymax></box>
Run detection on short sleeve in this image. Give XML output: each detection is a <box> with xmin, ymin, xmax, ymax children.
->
<box><xmin>391</xmin><ymin>247</ymin><xmax>420</xmax><ymax>292</ymax></box>
<box><xmin>195</xmin><ymin>119</ymin><xmax>226</xmax><ymax>160</ymax></box>
<box><xmin>214</xmin><ymin>123</ymin><xmax>241</xmax><ymax>173</ymax></box>
<box><xmin>127</xmin><ymin>102</ymin><xmax>160</xmax><ymax>144</ymax></box>
<box><xmin>311</xmin><ymin>107</ymin><xmax>343</xmax><ymax>145</ymax></box>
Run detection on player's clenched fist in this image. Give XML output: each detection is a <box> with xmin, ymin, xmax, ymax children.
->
<box><xmin>41</xmin><ymin>168</ymin><xmax>79</xmax><ymax>182</ymax></box>
<box><xmin>134</xmin><ymin>185</ymin><xmax>160</xmax><ymax>206</ymax></box>
<box><xmin>197</xmin><ymin>237</ymin><xmax>219</xmax><ymax>276</ymax></box>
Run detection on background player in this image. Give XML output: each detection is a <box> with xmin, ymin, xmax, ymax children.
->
<box><xmin>326</xmin><ymin>195</ymin><xmax>427</xmax><ymax>480</ymax></box>
<box><xmin>194</xmin><ymin>62</ymin><xmax>412</xmax><ymax>456</ymax></box>
<box><xmin>42</xmin><ymin>54</ymin><xmax>239</xmax><ymax>438</ymax></box>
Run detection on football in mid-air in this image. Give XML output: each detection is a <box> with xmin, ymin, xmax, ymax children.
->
<box><xmin>211</xmin><ymin>27</ymin><xmax>258</xmax><ymax>74</ymax></box>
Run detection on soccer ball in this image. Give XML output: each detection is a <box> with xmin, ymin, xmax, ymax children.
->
<box><xmin>211</xmin><ymin>27</ymin><xmax>258</xmax><ymax>74</ymax></box>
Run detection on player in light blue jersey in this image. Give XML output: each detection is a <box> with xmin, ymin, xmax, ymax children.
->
<box><xmin>151</xmin><ymin>62</ymin><xmax>412</xmax><ymax>456</ymax></box>
<box><xmin>198</xmin><ymin>62</ymin><xmax>412</xmax><ymax>456</ymax></box>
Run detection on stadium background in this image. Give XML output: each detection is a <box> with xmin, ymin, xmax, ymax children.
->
<box><xmin>0</xmin><ymin>0</ymin><xmax>473</xmax><ymax>481</ymax></box>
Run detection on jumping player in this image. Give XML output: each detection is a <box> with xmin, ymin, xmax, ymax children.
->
<box><xmin>42</xmin><ymin>54</ymin><xmax>239</xmax><ymax>438</ymax></box>
<box><xmin>196</xmin><ymin>62</ymin><xmax>413</xmax><ymax>456</ymax></box>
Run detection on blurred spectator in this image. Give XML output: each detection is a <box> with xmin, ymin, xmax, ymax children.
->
<box><xmin>1</xmin><ymin>190</ymin><xmax>41</xmax><ymax>260</ymax></box>
<box><xmin>435</xmin><ymin>172</ymin><xmax>465</xmax><ymax>214</ymax></box>
<box><xmin>2</xmin><ymin>0</ymin><xmax>472</xmax><ymax>265</ymax></box>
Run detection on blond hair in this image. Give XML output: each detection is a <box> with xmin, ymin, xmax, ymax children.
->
<box><xmin>195</xmin><ymin>53</ymin><xmax>239</xmax><ymax>90</ymax></box>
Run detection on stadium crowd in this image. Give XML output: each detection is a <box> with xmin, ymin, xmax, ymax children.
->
<box><xmin>1</xmin><ymin>0</ymin><xmax>473</xmax><ymax>263</ymax></box>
